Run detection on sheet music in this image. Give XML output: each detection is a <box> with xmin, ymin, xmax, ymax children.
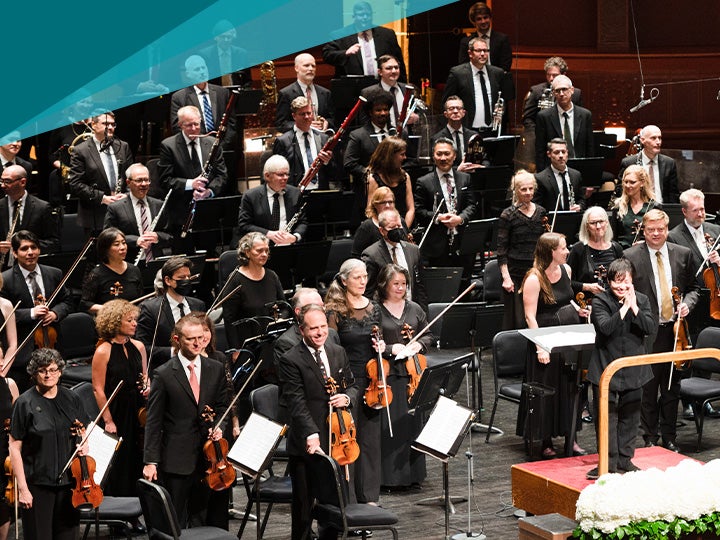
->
<box><xmin>532</xmin><ymin>329</ymin><xmax>596</xmax><ymax>352</ymax></box>
<box><xmin>228</xmin><ymin>412</ymin><xmax>285</xmax><ymax>474</ymax></box>
<box><xmin>415</xmin><ymin>396</ymin><xmax>473</xmax><ymax>456</ymax></box>
<box><xmin>87</xmin><ymin>421</ymin><xmax>121</xmax><ymax>485</ymax></box>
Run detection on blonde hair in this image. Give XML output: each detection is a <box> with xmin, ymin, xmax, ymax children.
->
<box><xmin>614</xmin><ymin>164</ymin><xmax>655</xmax><ymax>218</ymax></box>
<box><xmin>96</xmin><ymin>299</ymin><xmax>139</xmax><ymax>341</ymax></box>
<box><xmin>511</xmin><ymin>170</ymin><xmax>536</xmax><ymax>206</ymax></box>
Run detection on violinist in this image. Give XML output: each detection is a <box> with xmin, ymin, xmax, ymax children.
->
<box><xmin>91</xmin><ymin>300</ymin><xmax>148</xmax><ymax>502</ymax></box>
<box><xmin>142</xmin><ymin>315</ymin><xmax>229</xmax><ymax>528</ymax></box>
<box><xmin>277</xmin><ymin>304</ymin><xmax>358</xmax><ymax>540</ymax></box>
<box><xmin>9</xmin><ymin>348</ymin><xmax>90</xmax><ymax>540</ymax></box>
<box><xmin>624</xmin><ymin>209</ymin><xmax>700</xmax><ymax>452</ymax></box>
<box><xmin>611</xmin><ymin>165</ymin><xmax>659</xmax><ymax>249</ymax></box>
<box><xmin>376</xmin><ymin>264</ymin><xmax>434</xmax><ymax>489</ymax></box>
<box><xmin>0</xmin><ymin>364</ymin><xmax>18</xmax><ymax>540</ymax></box>
<box><xmin>0</xmin><ymin>231</ymin><xmax>72</xmax><ymax>392</ymax></box>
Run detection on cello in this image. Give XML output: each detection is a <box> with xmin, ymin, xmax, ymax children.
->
<box><xmin>400</xmin><ymin>323</ymin><xmax>427</xmax><ymax>402</ymax></box>
<box><xmin>364</xmin><ymin>326</ymin><xmax>393</xmax><ymax>437</ymax></box>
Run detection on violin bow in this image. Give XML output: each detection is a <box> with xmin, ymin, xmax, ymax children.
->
<box><xmin>211</xmin><ymin>361</ymin><xmax>263</xmax><ymax>434</ymax></box>
<box><xmin>550</xmin><ymin>193</ymin><xmax>561</xmax><ymax>232</ymax></box>
<box><xmin>417</xmin><ymin>197</ymin><xmax>446</xmax><ymax>251</ymax></box>
<box><xmin>695</xmin><ymin>234</ymin><xmax>720</xmax><ymax>277</ymax></box>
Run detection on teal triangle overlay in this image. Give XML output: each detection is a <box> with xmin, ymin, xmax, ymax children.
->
<box><xmin>2</xmin><ymin>0</ymin><xmax>454</xmax><ymax>141</ymax></box>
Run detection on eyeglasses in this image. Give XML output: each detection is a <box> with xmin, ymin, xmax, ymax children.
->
<box><xmin>588</xmin><ymin>220</ymin><xmax>607</xmax><ymax>227</ymax></box>
<box><xmin>0</xmin><ymin>178</ymin><xmax>21</xmax><ymax>186</ymax></box>
<box><xmin>553</xmin><ymin>87</ymin><xmax>571</xmax><ymax>95</ymax></box>
<box><xmin>37</xmin><ymin>367</ymin><xmax>60</xmax><ymax>376</ymax></box>
<box><xmin>376</xmin><ymin>200</ymin><xmax>394</xmax><ymax>206</ymax></box>
<box><xmin>97</xmin><ymin>122</ymin><xmax>117</xmax><ymax>127</ymax></box>
<box><xmin>471</xmin><ymin>48</ymin><xmax>489</xmax><ymax>54</ymax></box>
<box><xmin>130</xmin><ymin>178</ymin><xmax>151</xmax><ymax>184</ymax></box>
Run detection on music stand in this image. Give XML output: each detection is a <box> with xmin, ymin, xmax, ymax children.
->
<box><xmin>423</xmin><ymin>267</ymin><xmax>463</xmax><ymax>303</ymax></box>
<box><xmin>302</xmin><ymin>190</ymin><xmax>345</xmax><ymax>240</ymax></box>
<box><xmin>483</xmin><ymin>135</ymin><xmax>520</xmax><ymax>166</ymax></box>
<box><xmin>468</xmin><ymin>166</ymin><xmax>513</xmax><ymax>218</ymax></box>
<box><xmin>547</xmin><ymin>211</ymin><xmax>584</xmax><ymax>243</ymax></box>
<box><xmin>266</xmin><ymin>241</ymin><xmax>332</xmax><ymax>289</ymax></box>
<box><xmin>662</xmin><ymin>203</ymin><xmax>684</xmax><ymax>229</ymax></box>
<box><xmin>330</xmin><ymin>77</ymin><xmax>377</xmax><ymax>110</ymax></box>
<box><xmin>228</xmin><ymin>88</ymin><xmax>264</xmax><ymax>116</ymax></box>
<box><xmin>567</xmin><ymin>157</ymin><xmax>605</xmax><ymax>188</ymax></box>
<box><xmin>189</xmin><ymin>195</ymin><xmax>242</xmax><ymax>248</ymax></box>
<box><xmin>458</xmin><ymin>218</ymin><xmax>498</xmax><ymax>268</ymax></box>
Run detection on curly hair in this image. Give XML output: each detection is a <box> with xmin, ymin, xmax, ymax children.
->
<box><xmin>27</xmin><ymin>348</ymin><xmax>65</xmax><ymax>377</ymax></box>
<box><xmin>95</xmin><ymin>299</ymin><xmax>139</xmax><ymax>340</ymax></box>
<box><xmin>324</xmin><ymin>259</ymin><xmax>366</xmax><ymax>318</ymax></box>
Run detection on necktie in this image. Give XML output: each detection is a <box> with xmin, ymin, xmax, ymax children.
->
<box><xmin>303</xmin><ymin>132</ymin><xmax>314</xmax><ymax>168</ymax></box>
<box><xmin>390</xmin><ymin>86</ymin><xmax>400</xmax><ymax>126</ymax></box>
<box><xmin>28</xmin><ymin>270</ymin><xmax>42</xmax><ymax>300</ymax></box>
<box><xmin>178</xmin><ymin>301</ymin><xmax>186</xmax><ymax>318</ymax></box>
<box><xmin>648</xmin><ymin>160</ymin><xmax>659</xmax><ymax>201</ymax></box>
<box><xmin>138</xmin><ymin>199</ymin><xmax>152</xmax><ymax>263</ymax></box>
<box><xmin>314</xmin><ymin>349</ymin><xmax>328</xmax><ymax>381</ymax></box>
<box><xmin>391</xmin><ymin>246</ymin><xmax>398</xmax><ymax>265</ymax></box>
<box><xmin>453</xmin><ymin>130</ymin><xmax>462</xmax><ymax>165</ymax></box>
<box><xmin>219</xmin><ymin>50</ymin><xmax>231</xmax><ymax>74</ymax></box>
<box><xmin>560</xmin><ymin>171</ymin><xmax>569</xmax><ymax>210</ymax></box>
<box><xmin>104</xmin><ymin>150</ymin><xmax>116</xmax><ymax>191</ymax></box>
<box><xmin>188</xmin><ymin>361</ymin><xmax>200</xmax><ymax>402</ymax></box>
<box><xmin>361</xmin><ymin>31</ymin><xmax>376</xmax><ymax>76</ymax></box>
<box><xmin>655</xmin><ymin>251</ymin><xmax>674</xmax><ymax>321</ymax></box>
<box><xmin>201</xmin><ymin>92</ymin><xmax>215</xmax><ymax>132</ymax></box>
<box><xmin>306</xmin><ymin>86</ymin><xmax>315</xmax><ymax>119</ymax></box>
<box><xmin>270</xmin><ymin>192</ymin><xmax>281</xmax><ymax>230</ymax></box>
<box><xmin>562</xmin><ymin>112</ymin><xmax>575</xmax><ymax>157</ymax></box>
<box><xmin>478</xmin><ymin>71</ymin><xmax>491</xmax><ymax>127</ymax></box>
<box><xmin>189</xmin><ymin>141</ymin><xmax>201</xmax><ymax>177</ymax></box>
<box><xmin>444</xmin><ymin>173</ymin><xmax>455</xmax><ymax>211</ymax></box>
<box><xmin>379</xmin><ymin>129</ymin><xmax>387</xmax><ymax>141</ymax></box>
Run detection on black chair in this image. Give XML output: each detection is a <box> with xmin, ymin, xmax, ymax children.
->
<box><xmin>250</xmin><ymin>384</ymin><xmax>287</xmax><ymax>459</ymax></box>
<box><xmin>678</xmin><ymin>327</ymin><xmax>720</xmax><ymax>451</ymax></box>
<box><xmin>319</xmin><ymin>238</ymin><xmax>353</xmax><ymax>287</ymax></box>
<box><xmin>482</xmin><ymin>259</ymin><xmax>502</xmax><ymax>303</ymax></box>
<box><xmin>70</xmin><ymin>381</ymin><xmax>100</xmax><ymax>418</ymax></box>
<box><xmin>217</xmin><ymin>249</ymin><xmax>238</xmax><ymax>289</ymax></box>
<box><xmin>61</xmin><ymin>312</ymin><xmax>99</xmax><ymax>385</ymax></box>
<box><xmin>61</xmin><ymin>213</ymin><xmax>86</xmax><ymax>252</ymax></box>
<box><xmin>136</xmin><ymin>479</ymin><xmax>236</xmax><ymax>539</ymax></box>
<box><xmin>307</xmin><ymin>453</ymin><xmax>398</xmax><ymax>540</ymax></box>
<box><xmin>422</xmin><ymin>267</ymin><xmax>463</xmax><ymax>303</ymax></box>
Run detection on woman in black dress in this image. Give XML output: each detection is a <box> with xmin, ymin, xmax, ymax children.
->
<box><xmin>366</xmin><ymin>137</ymin><xmax>414</xmax><ymax>228</ymax></box>
<box><xmin>81</xmin><ymin>228</ymin><xmax>144</xmax><ymax>314</ymax></box>
<box><xmin>92</xmin><ymin>299</ymin><xmax>148</xmax><ymax>497</ymax></box>
<box><xmin>9</xmin><ymin>348</ymin><xmax>91</xmax><ymax>540</ymax></box>
<box><xmin>518</xmin><ymin>232</ymin><xmax>589</xmax><ymax>458</ymax></box>
<box><xmin>376</xmin><ymin>264</ymin><xmax>433</xmax><ymax>488</ymax></box>
<box><xmin>0</xmin><ymin>369</ymin><xmax>18</xmax><ymax>540</ymax></box>
<box><xmin>611</xmin><ymin>165</ymin><xmax>659</xmax><ymax>248</ymax></box>
<box><xmin>497</xmin><ymin>170</ymin><xmax>548</xmax><ymax>330</ymax></box>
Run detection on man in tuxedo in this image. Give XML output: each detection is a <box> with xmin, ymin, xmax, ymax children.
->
<box><xmin>67</xmin><ymin>111</ymin><xmax>132</xmax><ymax>234</ymax></box>
<box><xmin>0</xmin><ymin>230</ymin><xmax>73</xmax><ymax>391</ymax></box>
<box><xmin>624</xmin><ymin>209</ymin><xmax>700</xmax><ymax>452</ymax></box>
<box><xmin>158</xmin><ymin>105</ymin><xmax>227</xmax><ymax>249</ymax></box>
<box><xmin>360</xmin><ymin>55</ymin><xmax>418</xmax><ymax>128</ymax></box>
<box><xmin>104</xmin><ymin>163</ymin><xmax>172</xmax><ymax>263</ymax></box>
<box><xmin>457</xmin><ymin>2</ymin><xmax>512</xmax><ymax>72</ymax></box>
<box><xmin>414</xmin><ymin>138</ymin><xmax>477</xmax><ymax>278</ymax></box>
<box><xmin>272</xmin><ymin>96</ymin><xmax>334</xmax><ymax>190</ymax></box>
<box><xmin>533</xmin><ymin>138</ymin><xmax>585</xmax><ymax>212</ymax></box>
<box><xmin>0</xmin><ymin>165</ymin><xmax>59</xmax><ymax>265</ymax></box>
<box><xmin>618</xmin><ymin>125</ymin><xmax>679</xmax><ymax>204</ymax></box>
<box><xmin>431</xmin><ymin>96</ymin><xmax>482</xmax><ymax>168</ymax></box>
<box><xmin>522</xmin><ymin>56</ymin><xmax>583</xmax><ymax>131</ymax></box>
<box><xmin>277</xmin><ymin>304</ymin><xmax>358</xmax><ymax>540</ymax></box>
<box><xmin>322</xmin><ymin>1</ymin><xmax>407</xmax><ymax>82</ymax></box>
<box><xmin>136</xmin><ymin>257</ymin><xmax>206</xmax><ymax>373</ymax></box>
<box><xmin>143</xmin><ymin>315</ymin><xmax>229</xmax><ymax>528</ymax></box>
<box><xmin>535</xmin><ymin>75</ymin><xmax>594</xmax><ymax>170</ymax></box>
<box><xmin>443</xmin><ymin>37</ymin><xmax>510</xmax><ymax>135</ymax></box>
<box><xmin>275</xmin><ymin>53</ymin><xmax>334</xmax><ymax>133</ymax></box>
<box><xmin>362</xmin><ymin>209</ymin><xmax>428</xmax><ymax>313</ymax></box>
<box><xmin>198</xmin><ymin>18</ymin><xmax>251</xmax><ymax>87</ymax></box>
<box><xmin>0</xmin><ymin>133</ymin><xmax>33</xmax><ymax>176</ymax></box>
<box><xmin>235</xmin><ymin>155</ymin><xmax>307</xmax><ymax>246</ymax></box>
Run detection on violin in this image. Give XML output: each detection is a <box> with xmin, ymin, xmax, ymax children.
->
<box><xmin>364</xmin><ymin>326</ymin><xmax>392</xmax><ymax>410</ymax></box>
<box><xmin>702</xmin><ymin>233</ymin><xmax>720</xmax><ymax>319</ymax></box>
<box><xmin>630</xmin><ymin>218</ymin><xmax>644</xmax><ymax>245</ymax></box>
<box><xmin>136</xmin><ymin>372</ymin><xmax>149</xmax><ymax>428</ymax></box>
<box><xmin>3</xmin><ymin>419</ymin><xmax>13</xmax><ymax>505</ymax></box>
<box><xmin>594</xmin><ymin>265</ymin><xmax>608</xmax><ymax>287</ymax></box>
<box><xmin>33</xmin><ymin>294</ymin><xmax>58</xmax><ymax>349</ymax></box>
<box><xmin>541</xmin><ymin>215</ymin><xmax>551</xmax><ymax>233</ymax></box>
<box><xmin>400</xmin><ymin>323</ymin><xmax>427</xmax><ymax>403</ymax></box>
<box><xmin>325</xmin><ymin>377</ymin><xmax>360</xmax><ymax>466</ymax></box>
<box><xmin>109</xmin><ymin>281</ymin><xmax>124</xmax><ymax>298</ymax></box>
<box><xmin>671</xmin><ymin>286</ymin><xmax>693</xmax><ymax>370</ymax></box>
<box><xmin>200</xmin><ymin>406</ymin><xmax>236</xmax><ymax>492</ymax></box>
<box><xmin>69</xmin><ymin>420</ymin><xmax>103</xmax><ymax>509</ymax></box>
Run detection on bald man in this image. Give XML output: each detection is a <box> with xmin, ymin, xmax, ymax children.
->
<box><xmin>275</xmin><ymin>53</ymin><xmax>335</xmax><ymax>133</ymax></box>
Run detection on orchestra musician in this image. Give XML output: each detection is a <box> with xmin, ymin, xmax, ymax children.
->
<box><xmin>522</xmin><ymin>56</ymin><xmax>583</xmax><ymax>131</ymax></box>
<box><xmin>143</xmin><ymin>315</ymin><xmax>230</xmax><ymax>528</ymax></box>
<box><xmin>431</xmin><ymin>96</ymin><xmax>481</xmax><ymax>169</ymax></box>
<box><xmin>533</xmin><ymin>138</ymin><xmax>585</xmax><ymax>213</ymax></box>
<box><xmin>457</xmin><ymin>2</ymin><xmax>513</xmax><ymax>72</ymax></box>
<box><xmin>366</xmin><ymin>137</ymin><xmax>414</xmax><ymax>228</ymax></box>
<box><xmin>351</xmin><ymin>186</ymin><xmax>404</xmax><ymax>259</ymax></box>
<box><xmin>9</xmin><ymin>348</ymin><xmax>90</xmax><ymax>540</ymax></box>
<box><xmin>0</xmin><ymin>360</ymin><xmax>18</xmax><ymax>540</ymax></box>
<box><xmin>360</xmin><ymin>55</ymin><xmax>418</xmax><ymax>128</ymax></box>
<box><xmin>611</xmin><ymin>164</ymin><xmax>660</xmax><ymax>249</ymax></box>
<box><xmin>277</xmin><ymin>304</ymin><xmax>358</xmax><ymax>540</ymax></box>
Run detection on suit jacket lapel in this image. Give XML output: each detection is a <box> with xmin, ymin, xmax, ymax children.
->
<box><xmin>171</xmin><ymin>357</ymin><xmax>198</xmax><ymax>406</ymax></box>
<box><xmin>302</xmin><ymin>345</ymin><xmax>326</xmax><ymax>387</ymax></box>
<box><xmin>89</xmin><ymin>143</ymin><xmax>110</xmax><ymax>185</ymax></box>
<box><xmin>680</xmin><ymin>226</ymin><xmax>702</xmax><ymax>262</ymax></box>
<box><xmin>123</xmin><ymin>197</ymin><xmax>140</xmax><ymax>234</ymax></box>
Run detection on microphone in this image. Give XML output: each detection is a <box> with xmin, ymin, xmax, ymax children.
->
<box><xmin>629</xmin><ymin>87</ymin><xmax>659</xmax><ymax>113</ymax></box>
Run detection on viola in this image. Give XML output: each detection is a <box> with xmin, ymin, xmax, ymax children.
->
<box><xmin>325</xmin><ymin>377</ymin><xmax>360</xmax><ymax>466</ymax></box>
<box><xmin>200</xmin><ymin>406</ymin><xmax>236</xmax><ymax>492</ymax></box>
<box><xmin>541</xmin><ymin>215</ymin><xmax>551</xmax><ymax>233</ymax></box>
<box><xmin>136</xmin><ymin>373</ymin><xmax>149</xmax><ymax>427</ymax></box>
<box><xmin>3</xmin><ymin>420</ymin><xmax>13</xmax><ymax>505</ymax></box>
<box><xmin>400</xmin><ymin>323</ymin><xmax>427</xmax><ymax>403</ymax></box>
<box><xmin>69</xmin><ymin>420</ymin><xmax>103</xmax><ymax>509</ymax></box>
<box><xmin>364</xmin><ymin>326</ymin><xmax>392</xmax><ymax>410</ymax></box>
<box><xmin>671</xmin><ymin>286</ymin><xmax>693</xmax><ymax>370</ymax></box>
<box><xmin>33</xmin><ymin>294</ymin><xmax>58</xmax><ymax>349</ymax></box>
<box><xmin>702</xmin><ymin>233</ymin><xmax>720</xmax><ymax>320</ymax></box>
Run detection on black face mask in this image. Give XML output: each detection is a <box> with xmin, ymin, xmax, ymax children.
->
<box><xmin>386</xmin><ymin>227</ymin><xmax>406</xmax><ymax>243</ymax></box>
<box><xmin>174</xmin><ymin>279</ymin><xmax>194</xmax><ymax>297</ymax></box>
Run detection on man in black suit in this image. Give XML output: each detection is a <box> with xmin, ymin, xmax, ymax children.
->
<box><xmin>0</xmin><ymin>165</ymin><xmax>59</xmax><ymax>265</ymax></box>
<box><xmin>360</xmin><ymin>55</ymin><xmax>418</xmax><ymax>128</ymax></box>
<box><xmin>158</xmin><ymin>105</ymin><xmax>227</xmax><ymax>248</ymax></box>
<box><xmin>0</xmin><ymin>133</ymin><xmax>33</xmax><ymax>176</ymax></box>
<box><xmin>198</xmin><ymin>19</ymin><xmax>251</xmax><ymax>87</ymax></box>
<box><xmin>235</xmin><ymin>155</ymin><xmax>307</xmax><ymax>246</ymax></box>
<box><xmin>522</xmin><ymin>56</ymin><xmax>583</xmax><ymax>131</ymax></box>
<box><xmin>618</xmin><ymin>125</ymin><xmax>679</xmax><ymax>204</ymax></box>
<box><xmin>272</xmin><ymin>96</ymin><xmax>334</xmax><ymax>190</ymax></box>
<box><xmin>322</xmin><ymin>1</ymin><xmax>407</xmax><ymax>82</ymax></box>
<box><xmin>276</xmin><ymin>53</ymin><xmax>334</xmax><ymax>133</ymax></box>
<box><xmin>443</xmin><ymin>37</ymin><xmax>510</xmax><ymax>135</ymax></box>
<box><xmin>362</xmin><ymin>209</ymin><xmax>428</xmax><ymax>313</ymax></box>
<box><xmin>67</xmin><ymin>111</ymin><xmax>132</xmax><ymax>234</ymax></box>
<box><xmin>431</xmin><ymin>96</ymin><xmax>481</xmax><ymax>168</ymax></box>
<box><xmin>277</xmin><ymin>304</ymin><xmax>358</xmax><ymax>540</ymax></box>
<box><xmin>136</xmin><ymin>257</ymin><xmax>206</xmax><ymax>373</ymax></box>
<box><xmin>624</xmin><ymin>210</ymin><xmax>700</xmax><ymax>452</ymax></box>
<box><xmin>457</xmin><ymin>2</ymin><xmax>512</xmax><ymax>72</ymax></box>
<box><xmin>0</xmin><ymin>230</ymin><xmax>73</xmax><ymax>391</ymax></box>
<box><xmin>414</xmin><ymin>138</ymin><xmax>477</xmax><ymax>278</ymax></box>
<box><xmin>535</xmin><ymin>75</ymin><xmax>594</xmax><ymax>170</ymax></box>
<box><xmin>143</xmin><ymin>315</ymin><xmax>229</xmax><ymax>527</ymax></box>
<box><xmin>533</xmin><ymin>138</ymin><xmax>585</xmax><ymax>212</ymax></box>
<box><xmin>104</xmin><ymin>163</ymin><xmax>172</xmax><ymax>263</ymax></box>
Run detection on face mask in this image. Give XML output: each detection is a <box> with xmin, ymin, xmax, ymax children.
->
<box><xmin>386</xmin><ymin>228</ymin><xmax>406</xmax><ymax>243</ymax></box>
<box><xmin>174</xmin><ymin>279</ymin><xmax>194</xmax><ymax>296</ymax></box>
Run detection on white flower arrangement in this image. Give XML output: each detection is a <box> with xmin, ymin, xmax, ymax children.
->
<box><xmin>574</xmin><ymin>459</ymin><xmax>720</xmax><ymax>539</ymax></box>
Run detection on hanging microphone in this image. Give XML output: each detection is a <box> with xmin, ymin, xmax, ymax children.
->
<box><xmin>629</xmin><ymin>87</ymin><xmax>659</xmax><ymax>113</ymax></box>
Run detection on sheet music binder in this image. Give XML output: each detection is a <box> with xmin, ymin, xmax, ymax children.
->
<box><xmin>412</xmin><ymin>396</ymin><xmax>475</xmax><ymax>462</ymax></box>
<box><xmin>227</xmin><ymin>412</ymin><xmax>287</xmax><ymax>478</ymax></box>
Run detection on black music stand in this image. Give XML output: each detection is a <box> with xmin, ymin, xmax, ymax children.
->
<box><xmin>469</xmin><ymin>166</ymin><xmax>513</xmax><ymax>218</ymax></box>
<box><xmin>189</xmin><ymin>195</ymin><xmax>242</xmax><ymax>249</ymax></box>
<box><xmin>568</xmin><ymin>157</ymin><xmax>605</xmax><ymax>188</ymax></box>
<box><xmin>266</xmin><ymin>241</ymin><xmax>332</xmax><ymax>289</ymax></box>
<box><xmin>330</xmin><ymin>76</ymin><xmax>377</xmax><ymax>110</ymax></box>
<box><xmin>663</xmin><ymin>203</ymin><xmax>684</xmax><ymax>229</ymax></box>
<box><xmin>483</xmin><ymin>135</ymin><xmax>520</xmax><ymax>166</ymax></box>
<box><xmin>547</xmin><ymin>211</ymin><xmax>584</xmax><ymax>243</ymax></box>
<box><xmin>458</xmin><ymin>218</ymin><xmax>498</xmax><ymax>268</ymax></box>
<box><xmin>228</xmin><ymin>88</ymin><xmax>264</xmax><ymax>116</ymax></box>
<box><xmin>301</xmin><ymin>190</ymin><xmax>346</xmax><ymax>240</ymax></box>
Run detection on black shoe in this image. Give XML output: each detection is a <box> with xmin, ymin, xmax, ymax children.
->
<box><xmin>704</xmin><ymin>403</ymin><xmax>720</xmax><ymax>419</ymax></box>
<box><xmin>643</xmin><ymin>439</ymin><xmax>656</xmax><ymax>448</ymax></box>
<box><xmin>582</xmin><ymin>414</ymin><xmax>593</xmax><ymax>423</ymax></box>
<box><xmin>349</xmin><ymin>531</ymin><xmax>373</xmax><ymax>538</ymax></box>
<box><xmin>683</xmin><ymin>405</ymin><xmax>695</xmax><ymax>420</ymax></box>
<box><xmin>663</xmin><ymin>440</ymin><xmax>680</xmax><ymax>453</ymax></box>
<box><xmin>585</xmin><ymin>467</ymin><xmax>599</xmax><ymax>480</ymax></box>
<box><xmin>618</xmin><ymin>461</ymin><xmax>640</xmax><ymax>473</ymax></box>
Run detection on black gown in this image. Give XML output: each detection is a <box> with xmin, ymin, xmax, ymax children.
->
<box><xmin>80</xmin><ymin>263</ymin><xmax>144</xmax><ymax>311</ymax></box>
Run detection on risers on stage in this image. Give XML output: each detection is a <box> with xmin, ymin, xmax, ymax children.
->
<box><xmin>511</xmin><ymin>446</ymin><xmax>700</xmax><ymax>520</ymax></box>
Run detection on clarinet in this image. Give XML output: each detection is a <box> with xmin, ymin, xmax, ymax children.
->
<box><xmin>0</xmin><ymin>201</ymin><xmax>22</xmax><ymax>268</ymax></box>
<box><xmin>133</xmin><ymin>190</ymin><xmax>172</xmax><ymax>266</ymax></box>
<box><xmin>284</xmin><ymin>201</ymin><xmax>307</xmax><ymax>233</ymax></box>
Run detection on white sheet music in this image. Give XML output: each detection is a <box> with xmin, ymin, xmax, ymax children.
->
<box><xmin>86</xmin><ymin>421</ymin><xmax>122</xmax><ymax>485</ymax></box>
<box><xmin>228</xmin><ymin>412</ymin><xmax>285</xmax><ymax>474</ymax></box>
<box><xmin>415</xmin><ymin>396</ymin><xmax>473</xmax><ymax>456</ymax></box>
<box><xmin>532</xmin><ymin>329</ymin><xmax>596</xmax><ymax>352</ymax></box>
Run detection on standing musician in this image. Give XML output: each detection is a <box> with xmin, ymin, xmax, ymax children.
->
<box><xmin>9</xmin><ymin>348</ymin><xmax>91</xmax><ymax>540</ymax></box>
<box><xmin>611</xmin><ymin>165</ymin><xmax>659</xmax><ymax>249</ymax></box>
<box><xmin>0</xmin><ymin>361</ymin><xmax>18</xmax><ymax>540</ymax></box>
<box><xmin>534</xmin><ymin>138</ymin><xmax>585</xmax><ymax>213</ymax></box>
<box><xmin>104</xmin><ymin>163</ymin><xmax>173</xmax><ymax>263</ymax></box>
<box><xmin>431</xmin><ymin>96</ymin><xmax>481</xmax><ymax>169</ymax></box>
<box><xmin>365</xmin><ymin>137</ymin><xmax>415</xmax><ymax>228</ymax></box>
<box><xmin>143</xmin><ymin>315</ymin><xmax>230</xmax><ymax>528</ymax></box>
<box><xmin>277</xmin><ymin>304</ymin><xmax>358</xmax><ymax>540</ymax></box>
<box><xmin>624</xmin><ymin>209</ymin><xmax>700</xmax><ymax>452</ymax></box>
<box><xmin>360</xmin><ymin>55</ymin><xmax>418</xmax><ymax>128</ymax></box>
<box><xmin>0</xmin><ymin>231</ymin><xmax>73</xmax><ymax>392</ymax></box>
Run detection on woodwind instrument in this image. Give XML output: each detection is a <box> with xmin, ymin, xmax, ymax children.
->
<box><xmin>395</xmin><ymin>85</ymin><xmax>414</xmax><ymax>128</ymax></box>
<box><xmin>180</xmin><ymin>90</ymin><xmax>239</xmax><ymax>238</ymax></box>
<box><xmin>114</xmin><ymin>159</ymin><xmax>124</xmax><ymax>195</ymax></box>
<box><xmin>0</xmin><ymin>200</ymin><xmax>22</xmax><ymax>268</ymax></box>
<box><xmin>133</xmin><ymin>189</ymin><xmax>172</xmax><ymax>265</ymax></box>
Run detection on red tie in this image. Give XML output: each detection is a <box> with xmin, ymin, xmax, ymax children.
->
<box><xmin>188</xmin><ymin>361</ymin><xmax>200</xmax><ymax>402</ymax></box>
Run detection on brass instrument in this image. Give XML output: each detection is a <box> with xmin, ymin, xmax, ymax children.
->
<box><xmin>0</xmin><ymin>200</ymin><xmax>22</xmax><ymax>268</ymax></box>
<box><xmin>259</xmin><ymin>61</ymin><xmax>278</xmax><ymax>106</ymax></box>
<box><xmin>61</xmin><ymin>132</ymin><xmax>93</xmax><ymax>180</ymax></box>
<box><xmin>465</xmin><ymin>133</ymin><xmax>486</xmax><ymax>164</ymax></box>
<box><xmin>538</xmin><ymin>87</ymin><xmax>555</xmax><ymax>110</ymax></box>
<box><xmin>491</xmin><ymin>91</ymin><xmax>504</xmax><ymax>135</ymax></box>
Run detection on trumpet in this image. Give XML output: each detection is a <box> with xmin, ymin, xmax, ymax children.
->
<box><xmin>491</xmin><ymin>91</ymin><xmax>504</xmax><ymax>135</ymax></box>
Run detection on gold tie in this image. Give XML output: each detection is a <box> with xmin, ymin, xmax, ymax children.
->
<box><xmin>656</xmin><ymin>251</ymin><xmax>674</xmax><ymax>320</ymax></box>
